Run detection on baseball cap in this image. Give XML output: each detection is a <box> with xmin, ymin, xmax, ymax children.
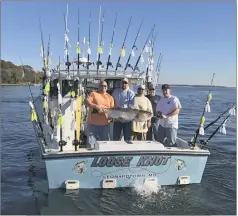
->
<box><xmin>121</xmin><ymin>78</ymin><xmax>129</xmax><ymax>83</ymax></box>
<box><xmin>161</xmin><ymin>84</ymin><xmax>170</xmax><ymax>90</ymax></box>
<box><xmin>149</xmin><ymin>83</ymin><xmax>156</xmax><ymax>90</ymax></box>
<box><xmin>138</xmin><ymin>84</ymin><xmax>145</xmax><ymax>90</ymax></box>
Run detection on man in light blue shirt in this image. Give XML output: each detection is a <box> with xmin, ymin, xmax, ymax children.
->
<box><xmin>112</xmin><ymin>78</ymin><xmax>135</xmax><ymax>141</ymax></box>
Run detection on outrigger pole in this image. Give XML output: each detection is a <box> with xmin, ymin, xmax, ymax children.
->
<box><xmin>115</xmin><ymin>16</ymin><xmax>132</xmax><ymax>71</ymax></box>
<box><xmin>124</xmin><ymin>18</ymin><xmax>144</xmax><ymax>71</ymax></box>
<box><xmin>191</xmin><ymin>73</ymin><xmax>215</xmax><ymax>146</ymax></box>
<box><xmin>106</xmin><ymin>13</ymin><xmax>117</xmax><ymax>72</ymax></box>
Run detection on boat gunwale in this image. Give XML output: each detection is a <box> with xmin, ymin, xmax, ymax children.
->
<box><xmin>42</xmin><ymin>149</ymin><xmax>210</xmax><ymax>160</ymax></box>
<box><xmin>31</xmin><ymin>120</ymin><xmax>210</xmax><ymax>160</ymax></box>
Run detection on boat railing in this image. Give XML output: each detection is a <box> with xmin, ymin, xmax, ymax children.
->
<box><xmin>51</xmin><ymin>69</ymin><xmax>146</xmax><ymax>80</ymax></box>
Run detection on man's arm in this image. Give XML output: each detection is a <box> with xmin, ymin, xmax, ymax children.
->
<box><xmin>128</xmin><ymin>90</ymin><xmax>135</xmax><ymax>108</ymax></box>
<box><xmin>86</xmin><ymin>92</ymin><xmax>101</xmax><ymax>111</ymax></box>
<box><xmin>111</xmin><ymin>89</ymin><xmax>118</xmax><ymax>108</ymax></box>
<box><xmin>110</xmin><ymin>96</ymin><xmax>115</xmax><ymax>108</ymax></box>
<box><xmin>147</xmin><ymin>98</ymin><xmax>153</xmax><ymax>127</ymax></box>
<box><xmin>166</xmin><ymin>108</ymin><xmax>180</xmax><ymax>117</ymax></box>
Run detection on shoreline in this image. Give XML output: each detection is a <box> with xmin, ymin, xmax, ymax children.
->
<box><xmin>0</xmin><ymin>83</ymin><xmax>234</xmax><ymax>88</ymax></box>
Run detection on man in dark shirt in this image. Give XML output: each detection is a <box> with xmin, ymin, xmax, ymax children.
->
<box><xmin>146</xmin><ymin>83</ymin><xmax>161</xmax><ymax>140</ymax></box>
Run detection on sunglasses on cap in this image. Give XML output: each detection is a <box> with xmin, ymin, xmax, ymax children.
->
<box><xmin>138</xmin><ymin>88</ymin><xmax>145</xmax><ymax>90</ymax></box>
<box><xmin>122</xmin><ymin>81</ymin><xmax>128</xmax><ymax>84</ymax></box>
<box><xmin>100</xmin><ymin>84</ymin><xmax>107</xmax><ymax>87</ymax></box>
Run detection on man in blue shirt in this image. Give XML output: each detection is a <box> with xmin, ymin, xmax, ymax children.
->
<box><xmin>112</xmin><ymin>78</ymin><xmax>135</xmax><ymax>141</ymax></box>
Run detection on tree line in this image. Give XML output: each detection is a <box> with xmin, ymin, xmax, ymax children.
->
<box><xmin>1</xmin><ymin>60</ymin><xmax>43</xmax><ymax>84</ymax></box>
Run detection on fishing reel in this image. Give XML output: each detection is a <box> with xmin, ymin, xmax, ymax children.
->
<box><xmin>107</xmin><ymin>62</ymin><xmax>113</xmax><ymax>68</ymax></box>
<box><xmin>65</xmin><ymin>61</ymin><xmax>71</xmax><ymax>67</ymax></box>
<box><xmin>199</xmin><ymin>140</ymin><xmax>208</xmax><ymax>149</ymax></box>
<box><xmin>72</xmin><ymin>139</ymin><xmax>81</xmax><ymax>151</ymax></box>
<box><xmin>59</xmin><ymin>140</ymin><xmax>67</xmax><ymax>152</ymax></box>
<box><xmin>134</xmin><ymin>66</ymin><xmax>140</xmax><ymax>72</ymax></box>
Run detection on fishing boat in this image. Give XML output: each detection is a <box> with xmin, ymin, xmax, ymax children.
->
<box><xmin>28</xmin><ymin>5</ymin><xmax>235</xmax><ymax>190</ymax></box>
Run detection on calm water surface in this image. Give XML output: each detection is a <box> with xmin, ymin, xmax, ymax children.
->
<box><xmin>1</xmin><ymin>86</ymin><xmax>236</xmax><ymax>215</ymax></box>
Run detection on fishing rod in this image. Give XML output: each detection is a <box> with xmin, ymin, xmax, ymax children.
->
<box><xmin>132</xmin><ymin>24</ymin><xmax>155</xmax><ymax>75</ymax></box>
<box><xmin>146</xmin><ymin>31</ymin><xmax>157</xmax><ymax>89</ymax></box>
<box><xmin>115</xmin><ymin>16</ymin><xmax>132</xmax><ymax>71</ymax></box>
<box><xmin>38</xmin><ymin>14</ymin><xmax>46</xmax><ymax>88</ymax></box>
<box><xmin>96</xmin><ymin>9</ymin><xmax>105</xmax><ymax>71</ymax></box>
<box><xmin>46</xmin><ymin>34</ymin><xmax>51</xmax><ymax>72</ymax></box>
<box><xmin>191</xmin><ymin>73</ymin><xmax>215</xmax><ymax>146</ymax></box>
<box><xmin>199</xmin><ymin>113</ymin><xmax>232</xmax><ymax>148</ymax></box>
<box><xmin>64</xmin><ymin>6</ymin><xmax>71</xmax><ymax>78</ymax></box>
<box><xmin>190</xmin><ymin>104</ymin><xmax>235</xmax><ymax>143</ymax></box>
<box><xmin>155</xmin><ymin>53</ymin><xmax>163</xmax><ymax>85</ymax></box>
<box><xmin>19</xmin><ymin>57</ymin><xmax>44</xmax><ymax>134</ymax></box>
<box><xmin>124</xmin><ymin>18</ymin><xmax>144</xmax><ymax>71</ymax></box>
<box><xmin>76</xmin><ymin>8</ymin><xmax>81</xmax><ymax>77</ymax></box>
<box><xmin>19</xmin><ymin>57</ymin><xmax>34</xmax><ymax>103</ymax></box>
<box><xmin>56</xmin><ymin>56</ymin><xmax>67</xmax><ymax>152</ymax></box>
<box><xmin>106</xmin><ymin>13</ymin><xmax>117</xmax><ymax>72</ymax></box>
<box><xmin>86</xmin><ymin>11</ymin><xmax>92</xmax><ymax>70</ymax></box>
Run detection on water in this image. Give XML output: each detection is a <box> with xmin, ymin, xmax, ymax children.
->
<box><xmin>1</xmin><ymin>86</ymin><xmax>236</xmax><ymax>214</ymax></box>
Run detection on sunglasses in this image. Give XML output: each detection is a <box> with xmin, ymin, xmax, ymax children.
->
<box><xmin>101</xmin><ymin>85</ymin><xmax>107</xmax><ymax>87</ymax></box>
<box><xmin>138</xmin><ymin>88</ymin><xmax>145</xmax><ymax>91</ymax></box>
<box><xmin>122</xmin><ymin>81</ymin><xmax>128</xmax><ymax>84</ymax></box>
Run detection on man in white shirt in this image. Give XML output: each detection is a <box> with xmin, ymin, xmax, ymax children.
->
<box><xmin>155</xmin><ymin>84</ymin><xmax>182</xmax><ymax>146</ymax></box>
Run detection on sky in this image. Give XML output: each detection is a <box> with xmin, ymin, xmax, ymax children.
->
<box><xmin>1</xmin><ymin>1</ymin><xmax>237</xmax><ymax>87</ymax></box>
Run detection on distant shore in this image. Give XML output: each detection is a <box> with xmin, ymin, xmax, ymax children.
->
<box><xmin>0</xmin><ymin>83</ymin><xmax>234</xmax><ymax>88</ymax></box>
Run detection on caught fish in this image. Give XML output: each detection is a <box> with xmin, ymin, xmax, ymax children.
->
<box><xmin>102</xmin><ymin>107</ymin><xmax>153</xmax><ymax>122</ymax></box>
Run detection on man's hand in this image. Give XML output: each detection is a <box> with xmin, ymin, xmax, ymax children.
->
<box><xmin>147</xmin><ymin>121</ymin><xmax>151</xmax><ymax>128</ymax></box>
<box><xmin>94</xmin><ymin>105</ymin><xmax>103</xmax><ymax>113</ymax></box>
<box><xmin>157</xmin><ymin>111</ymin><xmax>162</xmax><ymax>118</ymax></box>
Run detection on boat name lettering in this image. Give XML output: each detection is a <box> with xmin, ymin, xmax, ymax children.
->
<box><xmin>91</xmin><ymin>156</ymin><xmax>133</xmax><ymax>167</ymax></box>
<box><xmin>136</xmin><ymin>155</ymin><xmax>170</xmax><ymax>166</ymax></box>
<box><xmin>91</xmin><ymin>156</ymin><xmax>170</xmax><ymax>167</ymax></box>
